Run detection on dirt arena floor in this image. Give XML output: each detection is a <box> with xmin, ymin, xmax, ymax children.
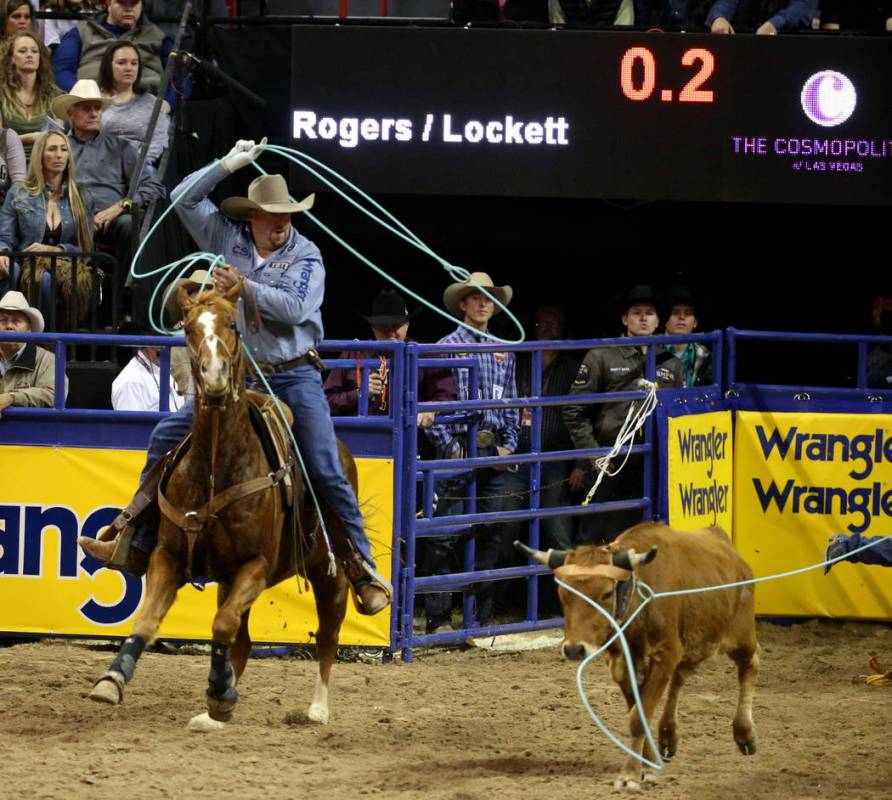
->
<box><xmin>2</xmin><ymin>619</ymin><xmax>890</xmax><ymax>800</ymax></box>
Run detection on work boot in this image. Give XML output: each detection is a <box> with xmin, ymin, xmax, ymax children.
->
<box><xmin>353</xmin><ymin>578</ymin><xmax>391</xmax><ymax>616</ymax></box>
<box><xmin>79</xmin><ymin>525</ymin><xmax>149</xmax><ymax>577</ymax></box>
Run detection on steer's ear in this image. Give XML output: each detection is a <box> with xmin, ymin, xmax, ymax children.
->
<box><xmin>613</xmin><ymin>547</ymin><xmax>658</xmax><ymax>571</ymax></box>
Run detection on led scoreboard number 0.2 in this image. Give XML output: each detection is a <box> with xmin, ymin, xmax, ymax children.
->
<box><xmin>619</xmin><ymin>46</ymin><xmax>716</xmax><ymax>104</ymax></box>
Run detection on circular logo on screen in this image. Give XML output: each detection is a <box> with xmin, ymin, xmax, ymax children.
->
<box><xmin>800</xmin><ymin>71</ymin><xmax>857</xmax><ymax>127</ymax></box>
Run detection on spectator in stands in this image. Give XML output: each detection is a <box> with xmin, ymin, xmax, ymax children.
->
<box><xmin>563</xmin><ymin>285</ymin><xmax>683</xmax><ymax>545</ymax></box>
<box><xmin>0</xmin><ymin>31</ymin><xmax>63</xmax><ymax>159</ymax></box>
<box><xmin>325</xmin><ymin>288</ymin><xmax>455</xmax><ymax>455</ymax></box>
<box><xmin>820</xmin><ymin>1</ymin><xmax>892</xmax><ymax>31</ymax></box>
<box><xmin>45</xmin><ymin>1</ymin><xmax>107</xmax><ymax>51</ymax></box>
<box><xmin>707</xmin><ymin>0</ymin><xmax>818</xmax><ymax>33</ymax></box>
<box><xmin>0</xmin><ymin>130</ymin><xmax>95</xmax><ymax>317</ymax></box>
<box><xmin>0</xmin><ymin>289</ymin><xmax>67</xmax><ymax>412</ymax></box>
<box><xmin>824</xmin><ymin>533</ymin><xmax>892</xmax><ymax>572</ymax></box>
<box><xmin>502</xmin><ymin>305</ymin><xmax>579</xmax><ymax>553</ymax></box>
<box><xmin>50</xmin><ymin>78</ymin><xmax>165</xmax><ymax>277</ymax></box>
<box><xmin>550</xmin><ymin>0</ymin><xmax>697</xmax><ymax>26</ymax></box>
<box><xmin>421</xmin><ymin>272</ymin><xmax>519</xmax><ymax>634</ymax></box>
<box><xmin>52</xmin><ymin>0</ymin><xmax>175</xmax><ymax>111</ymax></box>
<box><xmin>867</xmin><ymin>291</ymin><xmax>892</xmax><ymax>390</ymax></box>
<box><xmin>98</xmin><ymin>40</ymin><xmax>168</xmax><ymax>164</ymax></box>
<box><xmin>0</xmin><ymin>124</ymin><xmax>26</xmax><ymax>224</ymax></box>
<box><xmin>111</xmin><ymin>320</ymin><xmax>182</xmax><ymax>411</ymax></box>
<box><xmin>0</xmin><ymin>0</ymin><xmax>36</xmax><ymax>39</ymax></box>
<box><xmin>662</xmin><ymin>286</ymin><xmax>712</xmax><ymax>387</ymax></box>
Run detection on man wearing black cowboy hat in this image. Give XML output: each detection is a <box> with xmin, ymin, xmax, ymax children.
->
<box><xmin>663</xmin><ymin>286</ymin><xmax>712</xmax><ymax>388</ymax></box>
<box><xmin>563</xmin><ymin>285</ymin><xmax>683</xmax><ymax>545</ymax></box>
<box><xmin>324</xmin><ymin>289</ymin><xmax>455</xmax><ymax>449</ymax></box>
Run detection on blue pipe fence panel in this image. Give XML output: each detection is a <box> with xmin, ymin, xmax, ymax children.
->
<box><xmin>5</xmin><ymin>327</ymin><xmax>889</xmax><ymax>655</ymax></box>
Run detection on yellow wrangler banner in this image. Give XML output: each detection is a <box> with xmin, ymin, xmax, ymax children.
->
<box><xmin>0</xmin><ymin>446</ymin><xmax>393</xmax><ymax>646</ymax></box>
<box><xmin>667</xmin><ymin>411</ymin><xmax>733</xmax><ymax>533</ymax></box>
<box><xmin>734</xmin><ymin>411</ymin><xmax>892</xmax><ymax>620</ymax></box>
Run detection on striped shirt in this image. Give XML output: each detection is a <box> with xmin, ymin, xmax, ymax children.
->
<box><xmin>437</xmin><ymin>325</ymin><xmax>520</xmax><ymax>453</ymax></box>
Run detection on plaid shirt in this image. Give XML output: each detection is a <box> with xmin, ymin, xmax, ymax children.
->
<box><xmin>437</xmin><ymin>325</ymin><xmax>520</xmax><ymax>453</ymax></box>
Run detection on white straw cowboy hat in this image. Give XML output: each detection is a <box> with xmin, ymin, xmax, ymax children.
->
<box><xmin>0</xmin><ymin>290</ymin><xmax>45</xmax><ymax>333</ymax></box>
<box><xmin>443</xmin><ymin>272</ymin><xmax>513</xmax><ymax>318</ymax></box>
<box><xmin>165</xmin><ymin>269</ymin><xmax>212</xmax><ymax>323</ymax></box>
<box><xmin>220</xmin><ymin>174</ymin><xmax>315</xmax><ymax>219</ymax></box>
<box><xmin>50</xmin><ymin>79</ymin><xmax>113</xmax><ymax>119</ymax></box>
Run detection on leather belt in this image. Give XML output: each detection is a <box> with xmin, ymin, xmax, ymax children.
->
<box><xmin>256</xmin><ymin>349</ymin><xmax>325</xmax><ymax>375</ymax></box>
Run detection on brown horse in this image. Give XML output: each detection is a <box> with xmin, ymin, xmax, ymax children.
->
<box><xmin>88</xmin><ymin>283</ymin><xmax>351</xmax><ymax>729</ymax></box>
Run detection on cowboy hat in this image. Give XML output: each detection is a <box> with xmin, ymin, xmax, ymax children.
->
<box><xmin>164</xmin><ymin>269</ymin><xmax>212</xmax><ymax>323</ymax></box>
<box><xmin>610</xmin><ymin>284</ymin><xmax>667</xmax><ymax>320</ymax></box>
<box><xmin>0</xmin><ymin>290</ymin><xmax>44</xmax><ymax>333</ymax></box>
<box><xmin>443</xmin><ymin>272</ymin><xmax>513</xmax><ymax>318</ymax></box>
<box><xmin>359</xmin><ymin>289</ymin><xmax>421</xmax><ymax>326</ymax></box>
<box><xmin>220</xmin><ymin>175</ymin><xmax>314</xmax><ymax>219</ymax></box>
<box><xmin>50</xmin><ymin>79</ymin><xmax>113</xmax><ymax>119</ymax></box>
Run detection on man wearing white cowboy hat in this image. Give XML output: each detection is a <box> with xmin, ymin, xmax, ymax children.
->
<box><xmin>419</xmin><ymin>272</ymin><xmax>519</xmax><ymax>633</ymax></box>
<box><xmin>51</xmin><ymin>79</ymin><xmax>165</xmax><ymax>277</ymax></box>
<box><xmin>80</xmin><ymin>138</ymin><xmax>391</xmax><ymax>615</ymax></box>
<box><xmin>0</xmin><ymin>290</ymin><xmax>67</xmax><ymax>414</ymax></box>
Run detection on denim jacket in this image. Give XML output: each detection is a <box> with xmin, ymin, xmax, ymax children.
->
<box><xmin>0</xmin><ymin>183</ymin><xmax>95</xmax><ymax>255</ymax></box>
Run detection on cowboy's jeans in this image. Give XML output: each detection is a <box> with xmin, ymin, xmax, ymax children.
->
<box><xmin>131</xmin><ymin>364</ymin><xmax>375</xmax><ymax>567</ymax></box>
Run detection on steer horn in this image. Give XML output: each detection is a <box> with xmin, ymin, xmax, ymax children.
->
<box><xmin>613</xmin><ymin>547</ymin><xmax>658</xmax><ymax>571</ymax></box>
<box><xmin>514</xmin><ymin>540</ymin><xmax>567</xmax><ymax>570</ymax></box>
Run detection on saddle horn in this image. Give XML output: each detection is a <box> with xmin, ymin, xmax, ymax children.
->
<box><xmin>514</xmin><ymin>540</ymin><xmax>567</xmax><ymax>570</ymax></box>
<box><xmin>612</xmin><ymin>547</ymin><xmax>658</xmax><ymax>571</ymax></box>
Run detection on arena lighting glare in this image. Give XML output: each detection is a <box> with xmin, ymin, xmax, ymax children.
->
<box><xmin>801</xmin><ymin>71</ymin><xmax>857</xmax><ymax>127</ymax></box>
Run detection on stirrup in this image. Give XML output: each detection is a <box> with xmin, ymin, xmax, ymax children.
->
<box><xmin>348</xmin><ymin>561</ymin><xmax>393</xmax><ymax>616</ymax></box>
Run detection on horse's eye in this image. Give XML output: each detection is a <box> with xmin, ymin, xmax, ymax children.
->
<box><xmin>184</xmin><ymin>326</ymin><xmax>194</xmax><ymax>335</ymax></box>
<box><xmin>602</xmin><ymin>590</ymin><xmax>614</xmax><ymax>600</ymax></box>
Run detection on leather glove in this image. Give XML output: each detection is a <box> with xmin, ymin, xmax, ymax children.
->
<box><xmin>221</xmin><ymin>137</ymin><xmax>267</xmax><ymax>173</ymax></box>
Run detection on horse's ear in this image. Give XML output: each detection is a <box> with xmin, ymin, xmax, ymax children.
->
<box><xmin>223</xmin><ymin>278</ymin><xmax>243</xmax><ymax>305</ymax></box>
<box><xmin>176</xmin><ymin>283</ymin><xmax>196</xmax><ymax>317</ymax></box>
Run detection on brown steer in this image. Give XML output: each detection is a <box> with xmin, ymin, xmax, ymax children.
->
<box><xmin>517</xmin><ymin>522</ymin><xmax>760</xmax><ymax>790</ymax></box>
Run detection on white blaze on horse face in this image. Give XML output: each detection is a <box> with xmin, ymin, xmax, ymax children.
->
<box><xmin>198</xmin><ymin>310</ymin><xmax>227</xmax><ymax>394</ymax></box>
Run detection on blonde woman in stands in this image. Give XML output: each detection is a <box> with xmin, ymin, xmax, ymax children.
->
<box><xmin>0</xmin><ymin>31</ymin><xmax>63</xmax><ymax>159</ymax></box>
<box><xmin>98</xmin><ymin>40</ymin><xmax>168</xmax><ymax>164</ymax></box>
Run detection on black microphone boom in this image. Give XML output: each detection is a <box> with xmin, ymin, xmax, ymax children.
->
<box><xmin>173</xmin><ymin>50</ymin><xmax>267</xmax><ymax>109</ymax></box>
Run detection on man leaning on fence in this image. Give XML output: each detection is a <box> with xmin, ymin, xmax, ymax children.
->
<box><xmin>563</xmin><ymin>285</ymin><xmax>683</xmax><ymax>546</ymax></box>
<box><xmin>421</xmin><ymin>272</ymin><xmax>519</xmax><ymax>634</ymax></box>
<box><xmin>0</xmin><ymin>290</ymin><xmax>67</xmax><ymax>414</ymax></box>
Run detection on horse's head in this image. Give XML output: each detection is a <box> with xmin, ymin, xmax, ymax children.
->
<box><xmin>177</xmin><ymin>281</ymin><xmax>243</xmax><ymax>406</ymax></box>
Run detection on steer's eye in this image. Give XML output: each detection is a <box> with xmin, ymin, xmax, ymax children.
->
<box><xmin>601</xmin><ymin>590</ymin><xmax>614</xmax><ymax>600</ymax></box>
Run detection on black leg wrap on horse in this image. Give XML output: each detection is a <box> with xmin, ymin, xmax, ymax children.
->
<box><xmin>109</xmin><ymin>635</ymin><xmax>147</xmax><ymax>684</ymax></box>
<box><xmin>207</xmin><ymin>642</ymin><xmax>238</xmax><ymax>704</ymax></box>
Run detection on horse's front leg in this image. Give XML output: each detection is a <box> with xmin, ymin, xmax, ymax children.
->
<box><xmin>195</xmin><ymin>557</ymin><xmax>268</xmax><ymax>726</ymax></box>
<box><xmin>88</xmin><ymin>547</ymin><xmax>182</xmax><ymax>705</ymax></box>
<box><xmin>305</xmin><ymin>561</ymin><xmax>349</xmax><ymax>724</ymax></box>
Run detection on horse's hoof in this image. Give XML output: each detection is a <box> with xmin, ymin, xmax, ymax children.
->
<box><xmin>206</xmin><ymin>696</ymin><xmax>236</xmax><ymax>723</ymax></box>
<box><xmin>188</xmin><ymin>712</ymin><xmax>226</xmax><ymax>733</ymax></box>
<box><xmin>307</xmin><ymin>703</ymin><xmax>329</xmax><ymax>724</ymax></box>
<box><xmin>88</xmin><ymin>675</ymin><xmax>122</xmax><ymax>705</ymax></box>
<box><xmin>612</xmin><ymin>775</ymin><xmax>642</xmax><ymax>792</ymax></box>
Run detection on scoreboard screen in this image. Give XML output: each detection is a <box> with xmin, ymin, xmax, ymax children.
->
<box><xmin>290</xmin><ymin>27</ymin><xmax>892</xmax><ymax>205</ymax></box>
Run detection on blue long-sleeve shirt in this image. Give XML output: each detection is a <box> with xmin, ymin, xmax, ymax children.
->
<box><xmin>437</xmin><ymin>325</ymin><xmax>520</xmax><ymax>454</ymax></box>
<box><xmin>52</xmin><ymin>20</ymin><xmax>175</xmax><ymax>108</ymax></box>
<box><xmin>706</xmin><ymin>0</ymin><xmax>818</xmax><ymax>30</ymax></box>
<box><xmin>170</xmin><ymin>161</ymin><xmax>326</xmax><ymax>367</ymax></box>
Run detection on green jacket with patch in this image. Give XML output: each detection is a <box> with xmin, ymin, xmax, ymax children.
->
<box><xmin>562</xmin><ymin>344</ymin><xmax>683</xmax><ymax>451</ymax></box>
<box><xmin>0</xmin><ymin>343</ymin><xmax>67</xmax><ymax>408</ymax></box>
